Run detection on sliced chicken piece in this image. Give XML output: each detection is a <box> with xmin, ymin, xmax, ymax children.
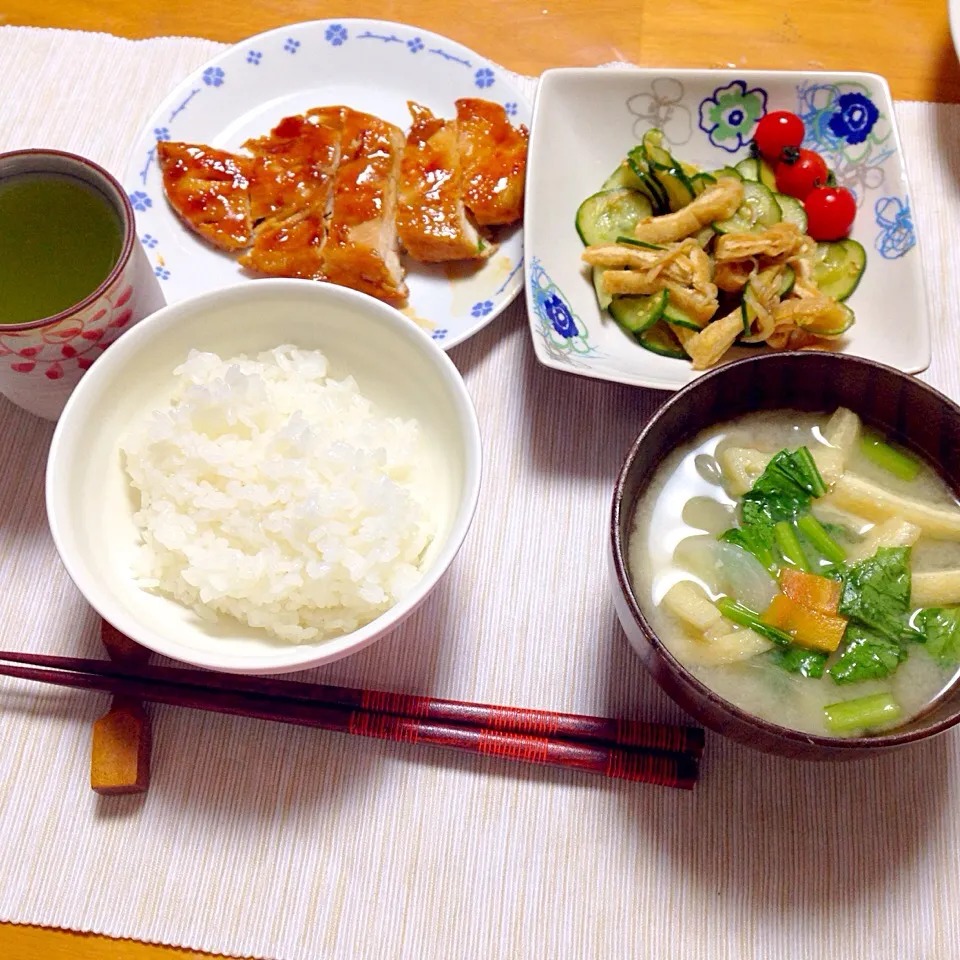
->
<box><xmin>157</xmin><ymin>142</ymin><xmax>253</xmax><ymax>251</ymax></box>
<box><xmin>455</xmin><ymin>98</ymin><xmax>528</xmax><ymax>226</ymax></box>
<box><xmin>243</xmin><ymin>108</ymin><xmax>344</xmax><ymax>224</ymax></box>
<box><xmin>633</xmin><ymin>178</ymin><xmax>743</xmax><ymax>244</ymax></box>
<box><xmin>322</xmin><ymin>109</ymin><xmax>408</xmax><ymax>303</ymax></box>
<box><xmin>713</xmin><ymin>222</ymin><xmax>804</xmax><ymax>262</ymax></box>
<box><xmin>396</xmin><ymin>102</ymin><xmax>494</xmax><ymax>262</ymax></box>
<box><xmin>239</xmin><ymin>209</ymin><xmax>327</xmax><ymax>280</ymax></box>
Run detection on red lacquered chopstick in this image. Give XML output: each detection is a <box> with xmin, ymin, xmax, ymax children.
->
<box><xmin>0</xmin><ymin>649</ymin><xmax>703</xmax><ymax>759</ymax></box>
<box><xmin>0</xmin><ymin>656</ymin><xmax>700</xmax><ymax>790</ymax></box>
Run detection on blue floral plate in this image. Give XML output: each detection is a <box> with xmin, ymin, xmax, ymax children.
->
<box><xmin>122</xmin><ymin>19</ymin><xmax>531</xmax><ymax>349</ymax></box>
<box><xmin>524</xmin><ymin>67</ymin><xmax>928</xmax><ymax>391</ymax></box>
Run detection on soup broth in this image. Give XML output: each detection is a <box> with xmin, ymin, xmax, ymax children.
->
<box><xmin>629</xmin><ymin>409</ymin><xmax>960</xmax><ymax>737</ymax></box>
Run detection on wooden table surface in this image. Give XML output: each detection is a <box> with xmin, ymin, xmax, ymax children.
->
<box><xmin>1</xmin><ymin>0</ymin><xmax>957</xmax><ymax>957</ymax></box>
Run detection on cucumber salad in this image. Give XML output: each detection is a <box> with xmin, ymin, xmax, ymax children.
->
<box><xmin>576</xmin><ymin>118</ymin><xmax>866</xmax><ymax>370</ymax></box>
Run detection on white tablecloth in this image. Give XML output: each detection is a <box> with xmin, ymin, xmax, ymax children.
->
<box><xmin>1</xmin><ymin>25</ymin><xmax>959</xmax><ymax>960</ymax></box>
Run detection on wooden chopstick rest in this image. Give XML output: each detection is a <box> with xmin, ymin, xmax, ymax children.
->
<box><xmin>90</xmin><ymin>621</ymin><xmax>152</xmax><ymax>795</ymax></box>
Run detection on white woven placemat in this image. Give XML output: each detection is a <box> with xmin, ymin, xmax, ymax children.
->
<box><xmin>1</xmin><ymin>25</ymin><xmax>959</xmax><ymax>960</ymax></box>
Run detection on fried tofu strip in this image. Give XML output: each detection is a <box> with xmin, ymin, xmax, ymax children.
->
<box><xmin>633</xmin><ymin>178</ymin><xmax>742</xmax><ymax>244</ymax></box>
<box><xmin>157</xmin><ymin>142</ymin><xmax>253</xmax><ymax>251</ymax></box>
<box><xmin>456</xmin><ymin>98</ymin><xmax>528</xmax><ymax>226</ymax></box>
<box><xmin>683</xmin><ymin>309</ymin><xmax>743</xmax><ymax>370</ymax></box>
<box><xmin>829</xmin><ymin>474</ymin><xmax>960</xmax><ymax>539</ymax></box>
<box><xmin>396</xmin><ymin>102</ymin><xmax>494</xmax><ymax>262</ymax></box>
<box><xmin>713</xmin><ymin>222</ymin><xmax>804</xmax><ymax>262</ymax></box>
<box><xmin>714</xmin><ymin>259</ymin><xmax>755</xmax><ymax>293</ymax></box>
<box><xmin>772</xmin><ymin>295</ymin><xmax>850</xmax><ymax>334</ymax></box>
<box><xmin>322</xmin><ymin>109</ymin><xmax>408</xmax><ymax>303</ymax></box>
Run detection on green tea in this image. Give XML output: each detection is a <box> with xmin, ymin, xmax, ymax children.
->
<box><xmin>0</xmin><ymin>172</ymin><xmax>124</xmax><ymax>325</ymax></box>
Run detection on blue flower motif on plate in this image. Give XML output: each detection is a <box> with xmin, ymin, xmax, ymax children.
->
<box><xmin>141</xmin><ymin>234</ymin><xmax>158</xmax><ymax>249</ymax></box>
<box><xmin>325</xmin><ymin>24</ymin><xmax>348</xmax><ymax>46</ymax></box>
<box><xmin>474</xmin><ymin>68</ymin><xmax>495</xmax><ymax>90</ymax></box>
<box><xmin>827</xmin><ymin>92</ymin><xmax>880</xmax><ymax>146</ymax></box>
<box><xmin>529</xmin><ymin>258</ymin><xmax>598</xmax><ymax>366</ymax></box>
<box><xmin>470</xmin><ymin>300</ymin><xmax>493</xmax><ymax>318</ymax></box>
<box><xmin>504</xmin><ymin>101</ymin><xmax>518</xmax><ymax>117</ymax></box>
<box><xmin>129</xmin><ymin>191</ymin><xmax>152</xmax><ymax>212</ymax></box>
<box><xmin>407</xmin><ymin>37</ymin><xmax>424</xmax><ymax>53</ymax></box>
<box><xmin>247</xmin><ymin>50</ymin><xmax>262</xmax><ymax>65</ymax></box>
<box><xmin>284</xmin><ymin>38</ymin><xmax>301</xmax><ymax>54</ymax></box>
<box><xmin>544</xmin><ymin>294</ymin><xmax>576</xmax><ymax>338</ymax></box>
<box><xmin>874</xmin><ymin>196</ymin><xmax>916</xmax><ymax>259</ymax></box>
<box><xmin>431</xmin><ymin>329</ymin><xmax>448</xmax><ymax>341</ymax></box>
<box><xmin>154</xmin><ymin>266</ymin><xmax>171</xmax><ymax>280</ymax></box>
<box><xmin>797</xmin><ymin>83</ymin><xmax>893</xmax><ymax>205</ymax></box>
<box><xmin>202</xmin><ymin>67</ymin><xmax>225</xmax><ymax>87</ymax></box>
<box><xmin>698</xmin><ymin>80</ymin><xmax>767</xmax><ymax>152</ymax></box>
<box><xmin>153</xmin><ymin>126</ymin><xmax>170</xmax><ymax>141</ymax></box>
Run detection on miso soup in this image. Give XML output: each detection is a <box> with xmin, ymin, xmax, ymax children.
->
<box><xmin>628</xmin><ymin>408</ymin><xmax>960</xmax><ymax>737</ymax></box>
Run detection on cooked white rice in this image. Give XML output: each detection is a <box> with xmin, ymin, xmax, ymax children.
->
<box><xmin>120</xmin><ymin>345</ymin><xmax>434</xmax><ymax>643</ymax></box>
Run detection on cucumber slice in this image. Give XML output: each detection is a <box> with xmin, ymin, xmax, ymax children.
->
<box><xmin>740</xmin><ymin>265</ymin><xmax>793</xmax><ymax>339</ymax></box>
<box><xmin>813</xmin><ymin>239</ymin><xmax>867</xmax><ymax>301</ymax></box>
<box><xmin>774</xmin><ymin>193</ymin><xmax>808</xmax><ymax>233</ymax></box>
<box><xmin>641</xmin><ymin>129</ymin><xmax>676</xmax><ymax>171</ymax></box>
<box><xmin>616</xmin><ymin>235</ymin><xmax>664</xmax><ymax>250</ymax></box>
<box><xmin>804</xmin><ymin>302</ymin><xmax>855</xmax><ymax>337</ymax></box>
<box><xmin>662</xmin><ymin>299</ymin><xmax>704</xmax><ymax>330</ymax></box>
<box><xmin>690</xmin><ymin>172</ymin><xmax>717</xmax><ymax>196</ymax></box>
<box><xmin>740</xmin><ymin>297</ymin><xmax>752</xmax><ymax>336</ymax></box>
<box><xmin>592</xmin><ymin>266</ymin><xmax>613</xmax><ymax>310</ymax></box>
<box><xmin>694</xmin><ymin>225</ymin><xmax>716</xmax><ymax>248</ymax></box>
<box><xmin>640</xmin><ymin>131</ymin><xmax>695</xmax><ymax>211</ymax></box>
<box><xmin>779</xmin><ymin>264</ymin><xmax>796</xmax><ymax>297</ymax></box>
<box><xmin>735</xmin><ymin>158</ymin><xmax>777</xmax><ymax>191</ymax></box>
<box><xmin>758</xmin><ymin>159</ymin><xmax>778</xmax><ymax>191</ymax></box>
<box><xmin>627</xmin><ymin>147</ymin><xmax>670</xmax><ymax>214</ymax></box>
<box><xmin>712</xmin><ymin>181</ymin><xmax>782</xmax><ymax>234</ymax></box>
<box><xmin>638</xmin><ymin>319</ymin><xmax>687</xmax><ymax>358</ymax></box>
<box><xmin>575</xmin><ymin>189</ymin><xmax>654</xmax><ymax>246</ymax></box>
<box><xmin>602</xmin><ymin>162</ymin><xmax>644</xmax><ymax>192</ymax></box>
<box><xmin>609</xmin><ymin>290</ymin><xmax>668</xmax><ymax>335</ymax></box>
<box><xmin>710</xmin><ymin>166</ymin><xmax>743</xmax><ymax>181</ymax></box>
<box><xmin>656</xmin><ymin>167</ymin><xmax>696</xmax><ymax>212</ymax></box>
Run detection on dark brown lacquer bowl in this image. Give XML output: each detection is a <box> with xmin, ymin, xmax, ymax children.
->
<box><xmin>609</xmin><ymin>352</ymin><xmax>960</xmax><ymax>760</ymax></box>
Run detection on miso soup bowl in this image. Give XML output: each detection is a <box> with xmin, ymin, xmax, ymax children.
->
<box><xmin>609</xmin><ymin>352</ymin><xmax>960</xmax><ymax>760</ymax></box>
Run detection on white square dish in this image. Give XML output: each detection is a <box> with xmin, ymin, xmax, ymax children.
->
<box><xmin>523</xmin><ymin>67</ymin><xmax>929</xmax><ymax>391</ymax></box>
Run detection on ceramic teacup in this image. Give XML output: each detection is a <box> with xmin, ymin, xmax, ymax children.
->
<box><xmin>0</xmin><ymin>149</ymin><xmax>165</xmax><ymax>420</ymax></box>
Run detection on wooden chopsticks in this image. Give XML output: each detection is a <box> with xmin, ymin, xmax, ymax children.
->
<box><xmin>0</xmin><ymin>650</ymin><xmax>703</xmax><ymax>790</ymax></box>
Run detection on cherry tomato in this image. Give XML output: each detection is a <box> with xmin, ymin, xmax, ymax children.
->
<box><xmin>753</xmin><ymin>111</ymin><xmax>805</xmax><ymax>161</ymax></box>
<box><xmin>775</xmin><ymin>149</ymin><xmax>830</xmax><ymax>199</ymax></box>
<box><xmin>804</xmin><ymin>186</ymin><xmax>857</xmax><ymax>241</ymax></box>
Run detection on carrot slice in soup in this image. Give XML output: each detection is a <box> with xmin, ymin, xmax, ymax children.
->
<box><xmin>763</xmin><ymin>594</ymin><xmax>847</xmax><ymax>652</ymax></box>
<box><xmin>779</xmin><ymin>568</ymin><xmax>842</xmax><ymax>616</ymax></box>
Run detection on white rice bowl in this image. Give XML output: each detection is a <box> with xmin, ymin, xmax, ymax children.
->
<box><xmin>120</xmin><ymin>345</ymin><xmax>434</xmax><ymax>643</ymax></box>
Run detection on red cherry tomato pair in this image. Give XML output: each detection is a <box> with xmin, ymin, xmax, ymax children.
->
<box><xmin>753</xmin><ymin>110</ymin><xmax>856</xmax><ymax>241</ymax></box>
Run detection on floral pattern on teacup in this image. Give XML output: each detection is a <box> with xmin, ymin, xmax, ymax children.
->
<box><xmin>0</xmin><ymin>277</ymin><xmax>135</xmax><ymax>380</ymax></box>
